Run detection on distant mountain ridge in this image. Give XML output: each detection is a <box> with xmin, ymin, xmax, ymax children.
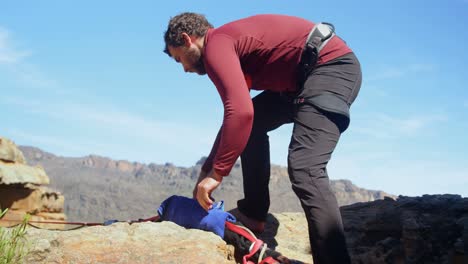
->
<box><xmin>19</xmin><ymin>145</ymin><xmax>395</xmax><ymax>222</ymax></box>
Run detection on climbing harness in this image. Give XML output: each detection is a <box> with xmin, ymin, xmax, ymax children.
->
<box><xmin>298</xmin><ymin>22</ymin><xmax>335</xmax><ymax>84</ymax></box>
<box><xmin>294</xmin><ymin>22</ymin><xmax>352</xmax><ymax>133</ymax></box>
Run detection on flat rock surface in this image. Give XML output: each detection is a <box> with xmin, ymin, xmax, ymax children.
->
<box><xmin>25</xmin><ymin>221</ymin><xmax>236</xmax><ymax>264</ymax></box>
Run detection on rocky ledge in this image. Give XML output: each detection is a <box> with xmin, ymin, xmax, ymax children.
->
<box><xmin>22</xmin><ymin>194</ymin><xmax>468</xmax><ymax>264</ymax></box>
<box><xmin>343</xmin><ymin>194</ymin><xmax>468</xmax><ymax>264</ymax></box>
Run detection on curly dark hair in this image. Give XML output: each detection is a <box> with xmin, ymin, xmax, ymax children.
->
<box><xmin>163</xmin><ymin>12</ymin><xmax>213</xmax><ymax>56</ymax></box>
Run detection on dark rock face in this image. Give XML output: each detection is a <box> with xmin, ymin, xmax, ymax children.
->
<box><xmin>342</xmin><ymin>195</ymin><xmax>468</xmax><ymax>264</ymax></box>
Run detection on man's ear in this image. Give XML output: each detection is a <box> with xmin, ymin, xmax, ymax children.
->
<box><xmin>181</xmin><ymin>33</ymin><xmax>192</xmax><ymax>47</ymax></box>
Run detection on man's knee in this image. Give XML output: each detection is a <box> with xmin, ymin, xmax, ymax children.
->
<box><xmin>288</xmin><ymin>166</ymin><xmax>328</xmax><ymax>189</ymax></box>
<box><xmin>242</xmin><ymin>132</ymin><xmax>269</xmax><ymax>160</ymax></box>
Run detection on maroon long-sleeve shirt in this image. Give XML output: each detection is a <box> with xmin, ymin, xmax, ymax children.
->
<box><xmin>201</xmin><ymin>14</ymin><xmax>352</xmax><ymax>176</ymax></box>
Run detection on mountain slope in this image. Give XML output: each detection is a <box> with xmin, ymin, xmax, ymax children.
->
<box><xmin>19</xmin><ymin>146</ymin><xmax>394</xmax><ymax>222</ymax></box>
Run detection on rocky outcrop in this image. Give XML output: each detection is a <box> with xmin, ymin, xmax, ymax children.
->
<box><xmin>342</xmin><ymin>195</ymin><xmax>468</xmax><ymax>264</ymax></box>
<box><xmin>25</xmin><ymin>222</ymin><xmax>237</xmax><ymax>264</ymax></box>
<box><xmin>0</xmin><ymin>137</ymin><xmax>66</xmax><ymax>228</ymax></box>
<box><xmin>25</xmin><ymin>213</ymin><xmax>313</xmax><ymax>264</ymax></box>
<box><xmin>0</xmin><ymin>137</ymin><xmax>26</xmax><ymax>164</ymax></box>
<box><xmin>23</xmin><ymin>195</ymin><xmax>468</xmax><ymax>263</ymax></box>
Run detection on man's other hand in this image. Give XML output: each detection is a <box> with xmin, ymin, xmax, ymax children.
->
<box><xmin>195</xmin><ymin>170</ymin><xmax>223</xmax><ymax>211</ymax></box>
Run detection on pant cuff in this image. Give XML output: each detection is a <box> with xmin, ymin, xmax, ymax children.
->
<box><xmin>237</xmin><ymin>199</ymin><xmax>268</xmax><ymax>221</ymax></box>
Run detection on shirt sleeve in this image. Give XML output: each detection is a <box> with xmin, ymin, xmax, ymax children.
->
<box><xmin>201</xmin><ymin>127</ymin><xmax>221</xmax><ymax>173</ymax></box>
<box><xmin>203</xmin><ymin>34</ymin><xmax>254</xmax><ymax>176</ymax></box>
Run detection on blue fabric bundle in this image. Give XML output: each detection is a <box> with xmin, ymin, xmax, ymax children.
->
<box><xmin>157</xmin><ymin>195</ymin><xmax>236</xmax><ymax>238</ymax></box>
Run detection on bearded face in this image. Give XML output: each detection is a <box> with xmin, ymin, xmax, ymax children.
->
<box><xmin>185</xmin><ymin>45</ymin><xmax>206</xmax><ymax>75</ymax></box>
<box><xmin>169</xmin><ymin>44</ymin><xmax>206</xmax><ymax>75</ymax></box>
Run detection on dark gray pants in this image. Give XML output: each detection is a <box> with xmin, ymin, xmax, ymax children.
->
<box><xmin>237</xmin><ymin>53</ymin><xmax>361</xmax><ymax>264</ymax></box>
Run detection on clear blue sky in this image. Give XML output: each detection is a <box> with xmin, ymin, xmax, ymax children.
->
<box><xmin>1</xmin><ymin>1</ymin><xmax>467</xmax><ymax>197</ymax></box>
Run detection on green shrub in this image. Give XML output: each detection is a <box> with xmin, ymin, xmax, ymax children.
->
<box><xmin>0</xmin><ymin>208</ymin><xmax>30</xmax><ymax>264</ymax></box>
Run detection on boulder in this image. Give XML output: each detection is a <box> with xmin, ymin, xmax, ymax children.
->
<box><xmin>0</xmin><ymin>136</ymin><xmax>66</xmax><ymax>228</ymax></box>
<box><xmin>26</xmin><ymin>222</ymin><xmax>237</xmax><ymax>264</ymax></box>
<box><xmin>0</xmin><ymin>184</ymin><xmax>64</xmax><ymax>213</ymax></box>
<box><xmin>0</xmin><ymin>163</ymin><xmax>49</xmax><ymax>185</ymax></box>
<box><xmin>342</xmin><ymin>195</ymin><xmax>468</xmax><ymax>264</ymax></box>
<box><xmin>0</xmin><ymin>137</ymin><xmax>26</xmax><ymax>164</ymax></box>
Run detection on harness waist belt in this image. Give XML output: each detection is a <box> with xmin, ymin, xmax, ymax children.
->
<box><xmin>306</xmin><ymin>22</ymin><xmax>336</xmax><ymax>54</ymax></box>
<box><xmin>299</xmin><ymin>22</ymin><xmax>336</xmax><ymax>79</ymax></box>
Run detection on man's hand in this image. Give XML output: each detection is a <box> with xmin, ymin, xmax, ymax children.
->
<box><xmin>193</xmin><ymin>170</ymin><xmax>209</xmax><ymax>198</ymax></box>
<box><xmin>195</xmin><ymin>170</ymin><xmax>223</xmax><ymax>211</ymax></box>
<box><xmin>192</xmin><ymin>170</ymin><xmax>211</xmax><ymax>199</ymax></box>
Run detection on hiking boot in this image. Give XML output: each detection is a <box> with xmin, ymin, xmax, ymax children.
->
<box><xmin>228</xmin><ymin>208</ymin><xmax>265</xmax><ymax>233</ymax></box>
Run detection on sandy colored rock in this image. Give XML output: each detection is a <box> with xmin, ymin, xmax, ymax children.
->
<box><xmin>259</xmin><ymin>213</ymin><xmax>313</xmax><ymax>264</ymax></box>
<box><xmin>0</xmin><ymin>136</ymin><xmax>66</xmax><ymax>229</ymax></box>
<box><xmin>40</xmin><ymin>190</ymin><xmax>65</xmax><ymax>213</ymax></box>
<box><xmin>0</xmin><ymin>162</ymin><xmax>49</xmax><ymax>185</ymax></box>
<box><xmin>0</xmin><ymin>137</ymin><xmax>26</xmax><ymax>164</ymax></box>
<box><xmin>21</xmin><ymin>213</ymin><xmax>313</xmax><ymax>264</ymax></box>
<box><xmin>25</xmin><ymin>222</ymin><xmax>236</xmax><ymax>264</ymax></box>
<box><xmin>0</xmin><ymin>184</ymin><xmax>41</xmax><ymax>212</ymax></box>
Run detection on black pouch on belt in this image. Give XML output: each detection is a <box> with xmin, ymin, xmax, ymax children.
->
<box><xmin>296</xmin><ymin>23</ymin><xmax>352</xmax><ymax>133</ymax></box>
<box><xmin>298</xmin><ymin>22</ymin><xmax>336</xmax><ymax>85</ymax></box>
